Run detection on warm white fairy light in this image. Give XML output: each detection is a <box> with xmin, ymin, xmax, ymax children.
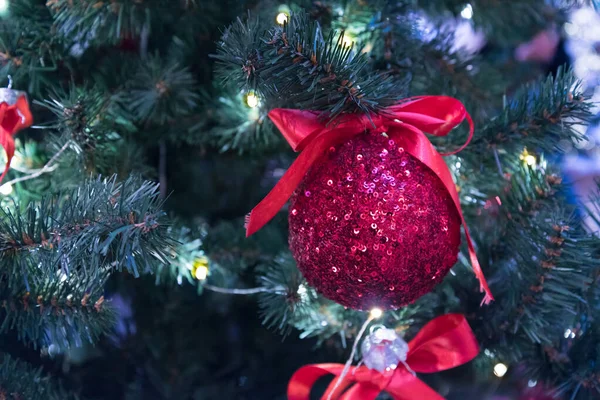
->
<box><xmin>276</xmin><ymin>12</ymin><xmax>289</xmax><ymax>25</ymax></box>
<box><xmin>0</xmin><ymin>183</ymin><xmax>13</xmax><ymax>195</ymax></box>
<box><xmin>528</xmin><ymin>379</ymin><xmax>538</xmax><ymax>387</ymax></box>
<box><xmin>520</xmin><ymin>148</ymin><xmax>537</xmax><ymax>167</ymax></box>
<box><xmin>524</xmin><ymin>154</ymin><xmax>536</xmax><ymax>166</ymax></box>
<box><xmin>297</xmin><ymin>284</ymin><xmax>307</xmax><ymax>295</ymax></box>
<box><xmin>0</xmin><ymin>0</ymin><xmax>8</xmax><ymax>16</ymax></box>
<box><xmin>195</xmin><ymin>265</ymin><xmax>209</xmax><ymax>280</ymax></box>
<box><xmin>461</xmin><ymin>4</ymin><xmax>473</xmax><ymax>19</ymax></box>
<box><xmin>564</xmin><ymin>22</ymin><xmax>578</xmax><ymax>36</ymax></box>
<box><xmin>245</xmin><ymin>92</ymin><xmax>259</xmax><ymax>108</ymax></box>
<box><xmin>58</xmin><ymin>271</ymin><xmax>68</xmax><ymax>283</ymax></box>
<box><xmin>342</xmin><ymin>34</ymin><xmax>354</xmax><ymax>48</ymax></box>
<box><xmin>370</xmin><ymin>308</ymin><xmax>383</xmax><ymax>319</ymax></box>
<box><xmin>493</xmin><ymin>363</ymin><xmax>508</xmax><ymax>377</ymax></box>
<box><xmin>189</xmin><ymin>256</ymin><xmax>209</xmax><ymax>281</ymax></box>
<box><xmin>564</xmin><ymin>328</ymin><xmax>576</xmax><ymax>339</ymax></box>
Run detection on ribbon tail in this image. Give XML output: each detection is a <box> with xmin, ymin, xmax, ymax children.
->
<box><xmin>338</xmin><ymin>384</ymin><xmax>381</xmax><ymax>400</ymax></box>
<box><xmin>246</xmin><ymin>129</ymin><xmax>356</xmax><ymax>237</ymax></box>
<box><xmin>288</xmin><ymin>364</ymin><xmax>346</xmax><ymax>400</ymax></box>
<box><xmin>463</xmin><ymin>222</ymin><xmax>493</xmax><ymax>305</ymax></box>
<box><xmin>245</xmin><ymin>140</ymin><xmax>324</xmax><ymax>236</ymax></box>
<box><xmin>406</xmin><ymin>314</ymin><xmax>480</xmax><ymax>372</ymax></box>
<box><xmin>322</xmin><ymin>378</ymin><xmax>360</xmax><ymax>400</ymax></box>
<box><xmin>383</xmin><ymin>370</ymin><xmax>445</xmax><ymax>400</ymax></box>
<box><xmin>0</xmin><ymin>129</ymin><xmax>15</xmax><ymax>185</ymax></box>
<box><xmin>439</xmin><ymin>111</ymin><xmax>474</xmax><ymax>156</ymax></box>
<box><xmin>391</xmin><ymin>126</ymin><xmax>493</xmax><ymax>304</ymax></box>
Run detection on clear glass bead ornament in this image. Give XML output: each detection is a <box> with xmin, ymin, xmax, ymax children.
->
<box><xmin>361</xmin><ymin>326</ymin><xmax>411</xmax><ymax>373</ymax></box>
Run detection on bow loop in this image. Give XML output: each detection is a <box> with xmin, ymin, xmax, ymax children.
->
<box><xmin>268</xmin><ymin>108</ymin><xmax>324</xmax><ymax>152</ymax></box>
<box><xmin>406</xmin><ymin>314</ymin><xmax>479</xmax><ymax>373</ymax></box>
<box><xmin>269</xmin><ymin>109</ymin><xmax>382</xmax><ymax>152</ymax></box>
<box><xmin>387</xmin><ymin>96</ymin><xmax>467</xmax><ymax>136</ymax></box>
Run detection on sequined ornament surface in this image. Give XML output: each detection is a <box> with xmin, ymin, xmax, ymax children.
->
<box><xmin>289</xmin><ymin>132</ymin><xmax>461</xmax><ymax>310</ymax></box>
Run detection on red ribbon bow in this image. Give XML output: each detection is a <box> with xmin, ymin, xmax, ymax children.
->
<box><xmin>0</xmin><ymin>95</ymin><xmax>33</xmax><ymax>183</ymax></box>
<box><xmin>287</xmin><ymin>314</ymin><xmax>479</xmax><ymax>400</ymax></box>
<box><xmin>245</xmin><ymin>96</ymin><xmax>493</xmax><ymax>304</ymax></box>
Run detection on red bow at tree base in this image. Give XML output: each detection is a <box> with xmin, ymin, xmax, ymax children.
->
<box><xmin>245</xmin><ymin>96</ymin><xmax>493</xmax><ymax>304</ymax></box>
<box><xmin>287</xmin><ymin>314</ymin><xmax>479</xmax><ymax>400</ymax></box>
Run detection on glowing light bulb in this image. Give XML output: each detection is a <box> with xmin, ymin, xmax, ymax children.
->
<box><xmin>520</xmin><ymin>149</ymin><xmax>537</xmax><ymax>167</ymax></box>
<box><xmin>524</xmin><ymin>155</ymin><xmax>536</xmax><ymax>166</ymax></box>
<box><xmin>564</xmin><ymin>22</ymin><xmax>578</xmax><ymax>36</ymax></box>
<box><xmin>191</xmin><ymin>256</ymin><xmax>209</xmax><ymax>280</ymax></box>
<box><xmin>564</xmin><ymin>328</ymin><xmax>576</xmax><ymax>339</ymax></box>
<box><xmin>528</xmin><ymin>379</ymin><xmax>538</xmax><ymax>387</ymax></box>
<box><xmin>276</xmin><ymin>12</ymin><xmax>289</xmax><ymax>25</ymax></box>
<box><xmin>0</xmin><ymin>183</ymin><xmax>13</xmax><ymax>195</ymax></box>
<box><xmin>370</xmin><ymin>308</ymin><xmax>383</xmax><ymax>319</ymax></box>
<box><xmin>493</xmin><ymin>363</ymin><xmax>508</xmax><ymax>377</ymax></box>
<box><xmin>342</xmin><ymin>35</ymin><xmax>354</xmax><ymax>48</ymax></box>
<box><xmin>245</xmin><ymin>92</ymin><xmax>259</xmax><ymax>108</ymax></box>
<box><xmin>0</xmin><ymin>0</ymin><xmax>8</xmax><ymax>16</ymax></box>
<box><xmin>297</xmin><ymin>284</ymin><xmax>307</xmax><ymax>295</ymax></box>
<box><xmin>461</xmin><ymin>4</ymin><xmax>473</xmax><ymax>19</ymax></box>
<box><xmin>195</xmin><ymin>265</ymin><xmax>208</xmax><ymax>280</ymax></box>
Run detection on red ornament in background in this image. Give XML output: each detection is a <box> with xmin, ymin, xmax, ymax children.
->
<box><xmin>0</xmin><ymin>84</ymin><xmax>33</xmax><ymax>183</ymax></box>
<box><xmin>246</xmin><ymin>96</ymin><xmax>493</xmax><ymax>309</ymax></box>
<box><xmin>289</xmin><ymin>133</ymin><xmax>461</xmax><ymax>309</ymax></box>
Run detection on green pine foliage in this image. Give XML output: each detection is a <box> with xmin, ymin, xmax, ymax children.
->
<box><xmin>0</xmin><ymin>176</ymin><xmax>175</xmax><ymax>351</ymax></box>
<box><xmin>1</xmin><ymin>0</ymin><xmax>600</xmax><ymax>398</ymax></box>
<box><xmin>0</xmin><ymin>354</ymin><xmax>78</xmax><ymax>400</ymax></box>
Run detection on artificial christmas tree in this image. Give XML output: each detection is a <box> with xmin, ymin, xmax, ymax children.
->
<box><xmin>0</xmin><ymin>1</ymin><xmax>598</xmax><ymax>400</ymax></box>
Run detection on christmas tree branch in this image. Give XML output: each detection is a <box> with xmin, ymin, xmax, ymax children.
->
<box><xmin>0</xmin><ymin>354</ymin><xmax>78</xmax><ymax>400</ymax></box>
<box><xmin>36</xmin><ymin>85</ymin><xmax>152</xmax><ymax>177</ymax></box>
<box><xmin>0</xmin><ymin>175</ymin><xmax>175</xmax><ymax>290</ymax></box>
<box><xmin>48</xmin><ymin>0</ymin><xmax>176</xmax><ymax>46</ymax></box>
<box><xmin>214</xmin><ymin>13</ymin><xmax>405</xmax><ymax>119</ymax></box>
<box><xmin>189</xmin><ymin>87</ymin><xmax>280</xmax><ymax>154</ymax></box>
<box><xmin>1</xmin><ymin>140</ymin><xmax>71</xmax><ymax>187</ymax></box>
<box><xmin>204</xmin><ymin>284</ymin><xmax>284</xmax><ymax>295</ymax></box>
<box><xmin>465</xmin><ymin>165</ymin><xmax>600</xmax><ymax>360</ymax></box>
<box><xmin>471</xmin><ymin>67</ymin><xmax>591</xmax><ymax>156</ymax></box>
<box><xmin>0</xmin><ymin>270</ymin><xmax>115</xmax><ymax>350</ymax></box>
<box><xmin>416</xmin><ymin>0</ymin><xmax>554</xmax><ymax>43</ymax></box>
<box><xmin>0</xmin><ymin>3</ymin><xmax>58</xmax><ymax>94</ymax></box>
<box><xmin>120</xmin><ymin>55</ymin><xmax>200</xmax><ymax>125</ymax></box>
<box><xmin>0</xmin><ymin>175</ymin><xmax>175</xmax><ymax>348</ymax></box>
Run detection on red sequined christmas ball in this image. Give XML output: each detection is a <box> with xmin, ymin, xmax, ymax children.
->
<box><xmin>289</xmin><ymin>132</ymin><xmax>461</xmax><ymax>310</ymax></box>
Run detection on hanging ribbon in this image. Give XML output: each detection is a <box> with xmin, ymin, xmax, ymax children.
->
<box><xmin>287</xmin><ymin>313</ymin><xmax>479</xmax><ymax>400</ymax></box>
<box><xmin>245</xmin><ymin>96</ymin><xmax>492</xmax><ymax>304</ymax></box>
<box><xmin>0</xmin><ymin>95</ymin><xmax>33</xmax><ymax>183</ymax></box>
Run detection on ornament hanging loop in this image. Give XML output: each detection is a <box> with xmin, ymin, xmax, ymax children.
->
<box><xmin>369</xmin><ymin>324</ymin><xmax>387</xmax><ymax>335</ymax></box>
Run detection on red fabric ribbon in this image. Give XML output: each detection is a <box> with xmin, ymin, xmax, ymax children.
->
<box><xmin>287</xmin><ymin>313</ymin><xmax>479</xmax><ymax>400</ymax></box>
<box><xmin>245</xmin><ymin>96</ymin><xmax>493</xmax><ymax>304</ymax></box>
<box><xmin>0</xmin><ymin>95</ymin><xmax>33</xmax><ymax>183</ymax></box>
